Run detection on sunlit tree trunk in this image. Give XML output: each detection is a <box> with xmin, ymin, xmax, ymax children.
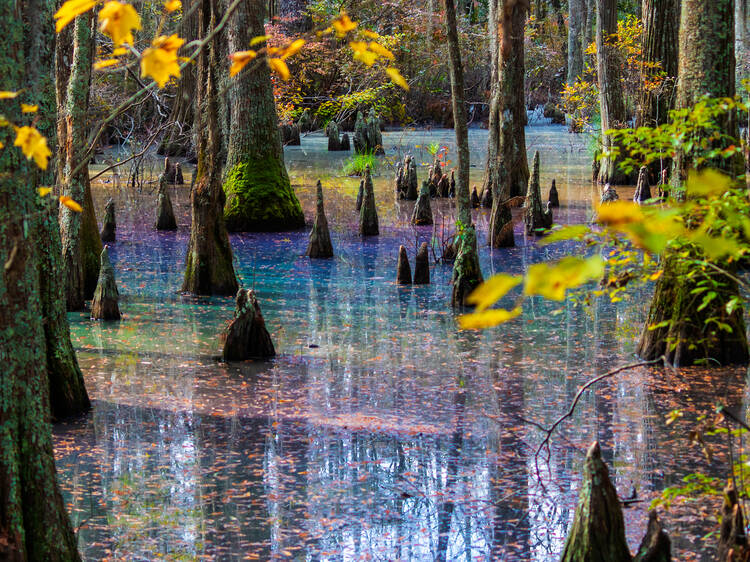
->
<box><xmin>635</xmin><ymin>0</ymin><xmax>680</xmax><ymax>129</ymax></box>
<box><xmin>222</xmin><ymin>0</ymin><xmax>304</xmax><ymax>232</ymax></box>
<box><xmin>58</xmin><ymin>10</ymin><xmax>102</xmax><ymax>310</ymax></box>
<box><xmin>568</xmin><ymin>0</ymin><xmax>585</xmax><ymax>85</ymax></box>
<box><xmin>595</xmin><ymin>0</ymin><xmax>630</xmax><ymax>184</ymax></box>
<box><xmin>638</xmin><ymin>0</ymin><xmax>748</xmax><ymax>366</ymax></box>
<box><xmin>0</xmin><ymin>0</ymin><xmax>83</xmax><ymax>557</ymax></box>
<box><xmin>183</xmin><ymin>0</ymin><xmax>239</xmax><ymax>295</ymax></box>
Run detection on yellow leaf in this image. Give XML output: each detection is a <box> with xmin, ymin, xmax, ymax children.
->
<box><xmin>94</xmin><ymin>58</ymin><xmax>120</xmax><ymax>69</ymax></box>
<box><xmin>0</xmin><ymin>91</ymin><xmax>19</xmax><ymax>99</ymax></box>
<box><xmin>13</xmin><ymin>126</ymin><xmax>51</xmax><ymax>170</ymax></box>
<box><xmin>353</xmin><ymin>49</ymin><xmax>378</xmax><ymax>66</ymax></box>
<box><xmin>98</xmin><ymin>1</ymin><xmax>141</xmax><ymax>46</ymax></box>
<box><xmin>361</xmin><ymin>30</ymin><xmax>380</xmax><ymax>39</ymax></box>
<box><xmin>369</xmin><ymin>42</ymin><xmax>394</xmax><ymax>60</ymax></box>
<box><xmin>141</xmin><ymin>36</ymin><xmax>184</xmax><ymax>88</ymax></box>
<box><xmin>458</xmin><ymin>307</ymin><xmax>522</xmax><ymax>330</ymax></box>
<box><xmin>649</xmin><ymin>270</ymin><xmax>663</xmax><ymax>281</ymax></box>
<box><xmin>349</xmin><ymin>41</ymin><xmax>368</xmax><ymax>53</ymax></box>
<box><xmin>466</xmin><ymin>274</ymin><xmax>522</xmax><ymax>312</ymax></box>
<box><xmin>164</xmin><ymin>0</ymin><xmax>181</xmax><ymax>11</ymax></box>
<box><xmin>54</xmin><ymin>0</ymin><xmax>97</xmax><ymax>32</ymax></box>
<box><xmin>280</xmin><ymin>39</ymin><xmax>305</xmax><ymax>59</ymax></box>
<box><xmin>524</xmin><ymin>255</ymin><xmax>605</xmax><ymax>301</ymax></box>
<box><xmin>333</xmin><ymin>12</ymin><xmax>357</xmax><ymax>37</ymax></box>
<box><xmin>0</xmin><ymin>141</ymin><xmax>4</xmax><ymax>149</ymax></box>
<box><xmin>386</xmin><ymin>67</ymin><xmax>409</xmax><ymax>90</ymax></box>
<box><xmin>38</xmin><ymin>187</ymin><xmax>52</xmax><ymax>197</ymax></box>
<box><xmin>113</xmin><ymin>47</ymin><xmax>128</xmax><ymax>55</ymax></box>
<box><xmin>21</xmin><ymin>104</ymin><xmax>38</xmax><ymax>113</ymax></box>
<box><xmin>268</xmin><ymin>58</ymin><xmax>290</xmax><ymax>81</ymax></box>
<box><xmin>249</xmin><ymin>35</ymin><xmax>269</xmax><ymax>46</ymax></box>
<box><xmin>229</xmin><ymin>50</ymin><xmax>257</xmax><ymax>77</ymax></box>
<box><xmin>59</xmin><ymin>196</ymin><xmax>83</xmax><ymax>213</ymax></box>
<box><xmin>595</xmin><ymin>200</ymin><xmax>644</xmax><ymax>227</ymax></box>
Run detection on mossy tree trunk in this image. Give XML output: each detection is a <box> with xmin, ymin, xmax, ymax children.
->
<box><xmin>595</xmin><ymin>0</ymin><xmax>630</xmax><ymax>184</ymax></box>
<box><xmin>638</xmin><ymin>0</ymin><xmax>747</xmax><ymax>367</ymax></box>
<box><xmin>0</xmin><ymin>0</ymin><xmax>83</xmax><ymax>557</ymax></box>
<box><xmin>183</xmin><ymin>0</ymin><xmax>239</xmax><ymax>296</ymax></box>
<box><xmin>58</xmin><ymin>10</ymin><xmax>102</xmax><ymax>310</ymax></box>
<box><xmin>222</xmin><ymin>0</ymin><xmax>304</xmax><ymax>232</ymax></box>
<box><xmin>484</xmin><ymin>0</ymin><xmax>529</xmax><ymax>202</ymax></box>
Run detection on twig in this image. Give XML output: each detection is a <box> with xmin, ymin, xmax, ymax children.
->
<box><xmin>89</xmin><ymin>121</ymin><xmax>171</xmax><ymax>182</ymax></box>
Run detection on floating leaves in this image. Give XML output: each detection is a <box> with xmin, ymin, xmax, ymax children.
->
<box><xmin>141</xmin><ymin>34</ymin><xmax>184</xmax><ymax>88</ymax></box>
<box><xmin>14</xmin><ymin>126</ymin><xmax>51</xmax><ymax>169</ymax></box>
<box><xmin>98</xmin><ymin>1</ymin><xmax>141</xmax><ymax>46</ymax></box>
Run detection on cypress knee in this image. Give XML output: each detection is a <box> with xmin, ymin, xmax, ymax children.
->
<box><xmin>222</xmin><ymin>289</ymin><xmax>276</xmax><ymax>360</ymax></box>
<box><xmin>405</xmin><ymin>156</ymin><xmax>418</xmax><ymax>200</ymax></box>
<box><xmin>91</xmin><ymin>246</ymin><xmax>120</xmax><ymax>321</ymax></box>
<box><xmin>634</xmin><ymin>511</ymin><xmax>671</xmax><ymax>562</ymax></box>
<box><xmin>524</xmin><ymin>151</ymin><xmax>552</xmax><ymax>235</ymax></box>
<box><xmin>549</xmin><ymin>179</ymin><xmax>560</xmax><ymax>207</ymax></box>
<box><xmin>451</xmin><ymin>226</ymin><xmax>483</xmax><ymax>307</ymax></box>
<box><xmin>359</xmin><ymin>165</ymin><xmax>379</xmax><ymax>236</ymax></box>
<box><xmin>411</xmin><ymin>181</ymin><xmax>433</xmax><ymax>225</ymax></box>
<box><xmin>414</xmin><ymin>242</ymin><xmax>430</xmax><ymax>284</ymax></box>
<box><xmin>601</xmin><ymin>183</ymin><xmax>620</xmax><ymax>203</ymax></box>
<box><xmin>470</xmin><ymin>186</ymin><xmax>480</xmax><ymax>208</ymax></box>
<box><xmin>717</xmin><ymin>481</ymin><xmax>749</xmax><ymax>561</ymax></box>
<box><xmin>560</xmin><ymin>442</ymin><xmax>631</xmax><ymax>562</ymax></box>
<box><xmin>633</xmin><ymin>166</ymin><xmax>652</xmax><ymax>203</ymax></box>
<box><xmin>356</xmin><ymin>178</ymin><xmax>364</xmax><ymax>211</ymax></box>
<box><xmin>155</xmin><ymin>174</ymin><xmax>178</xmax><ymax>230</ymax></box>
<box><xmin>306</xmin><ymin>180</ymin><xmax>334</xmax><ymax>259</ymax></box>
<box><xmin>480</xmin><ymin>185</ymin><xmax>492</xmax><ymax>208</ymax></box>
<box><xmin>397</xmin><ymin>245</ymin><xmax>412</xmax><ymax>284</ymax></box>
<box><xmin>174</xmin><ymin>162</ymin><xmax>184</xmax><ymax>185</ymax></box>
<box><xmin>100</xmin><ymin>198</ymin><xmax>116</xmax><ymax>242</ymax></box>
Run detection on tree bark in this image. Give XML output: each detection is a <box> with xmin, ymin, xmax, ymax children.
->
<box><xmin>568</xmin><ymin>0</ymin><xmax>585</xmax><ymax>85</ymax></box>
<box><xmin>0</xmin><ymin>0</ymin><xmax>83</xmax><ymax>556</ymax></box>
<box><xmin>183</xmin><ymin>0</ymin><xmax>239</xmax><ymax>295</ymax></box>
<box><xmin>484</xmin><ymin>0</ymin><xmax>530</xmax><ymax>203</ymax></box>
<box><xmin>58</xmin><ymin>10</ymin><xmax>102</xmax><ymax>310</ymax></box>
<box><xmin>222</xmin><ymin>0</ymin><xmax>304</xmax><ymax>232</ymax></box>
<box><xmin>636</xmin><ymin>0</ymin><xmax>680</xmax><ymax>129</ymax></box>
<box><xmin>596</xmin><ymin>0</ymin><xmax>631</xmax><ymax>184</ymax></box>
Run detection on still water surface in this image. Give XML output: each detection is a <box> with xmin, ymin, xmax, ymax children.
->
<box><xmin>53</xmin><ymin>126</ymin><xmax>744</xmax><ymax>560</ymax></box>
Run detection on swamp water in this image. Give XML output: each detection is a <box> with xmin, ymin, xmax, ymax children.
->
<box><xmin>54</xmin><ymin>126</ymin><xmax>746</xmax><ymax>560</ymax></box>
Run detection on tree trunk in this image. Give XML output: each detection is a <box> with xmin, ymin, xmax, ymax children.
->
<box><xmin>223</xmin><ymin>0</ymin><xmax>304</xmax><ymax>232</ymax></box>
<box><xmin>568</xmin><ymin>0</ymin><xmax>585</xmax><ymax>85</ymax></box>
<box><xmin>636</xmin><ymin>0</ymin><xmax>680</xmax><ymax>129</ymax></box>
<box><xmin>638</xmin><ymin>0</ymin><xmax>747</xmax><ymax>367</ymax></box>
<box><xmin>584</xmin><ymin>0</ymin><xmax>595</xmax><ymax>48</ymax></box>
<box><xmin>596</xmin><ymin>0</ymin><xmax>630</xmax><ymax>184</ymax></box>
<box><xmin>277</xmin><ymin>0</ymin><xmax>311</xmax><ymax>33</ymax></box>
<box><xmin>183</xmin><ymin>0</ymin><xmax>239</xmax><ymax>296</ymax></box>
<box><xmin>158</xmin><ymin>0</ymin><xmax>198</xmax><ymax>157</ymax></box>
<box><xmin>59</xmin><ymin>10</ymin><xmax>102</xmax><ymax>310</ymax></box>
<box><xmin>484</xmin><ymin>0</ymin><xmax>530</xmax><ymax>203</ymax></box>
<box><xmin>0</xmin><ymin>0</ymin><xmax>83</xmax><ymax>556</ymax></box>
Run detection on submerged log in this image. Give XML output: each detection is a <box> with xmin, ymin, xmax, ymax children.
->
<box><xmin>633</xmin><ymin>511</ymin><xmax>671</xmax><ymax>562</ymax></box>
<box><xmin>359</xmin><ymin>165</ymin><xmax>379</xmax><ymax>236</ymax></box>
<box><xmin>470</xmin><ymin>186</ymin><xmax>480</xmax><ymax>208</ymax></box>
<box><xmin>91</xmin><ymin>246</ymin><xmax>120</xmax><ymax>321</ymax></box>
<box><xmin>489</xmin><ymin>197</ymin><xmax>515</xmax><ymax>248</ymax></box>
<box><xmin>549</xmin><ymin>178</ymin><xmax>560</xmax><ymax>208</ymax></box>
<box><xmin>717</xmin><ymin>481</ymin><xmax>749</xmax><ymax>561</ymax></box>
<box><xmin>397</xmin><ymin>245</ymin><xmax>412</xmax><ymax>284</ymax></box>
<box><xmin>560</xmin><ymin>442</ymin><xmax>631</xmax><ymax>562</ymax></box>
<box><xmin>451</xmin><ymin>226</ymin><xmax>483</xmax><ymax>307</ymax></box>
<box><xmin>634</xmin><ymin>166</ymin><xmax>652</xmax><ymax>203</ymax></box>
<box><xmin>100</xmin><ymin>198</ymin><xmax>116</xmax><ymax>242</ymax></box>
<box><xmin>412</xmin><ymin>181</ymin><xmax>433</xmax><ymax>225</ymax></box>
<box><xmin>306</xmin><ymin>180</ymin><xmax>334</xmax><ymax>258</ymax></box>
<box><xmin>414</xmin><ymin>242</ymin><xmax>430</xmax><ymax>284</ymax></box>
<box><xmin>524</xmin><ymin>151</ymin><xmax>553</xmax><ymax>235</ymax></box>
<box><xmin>155</xmin><ymin>174</ymin><xmax>178</xmax><ymax>230</ymax></box>
<box><xmin>222</xmin><ymin>289</ymin><xmax>276</xmax><ymax>361</ymax></box>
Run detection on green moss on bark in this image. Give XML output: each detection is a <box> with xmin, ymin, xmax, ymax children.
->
<box><xmin>223</xmin><ymin>159</ymin><xmax>304</xmax><ymax>232</ymax></box>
